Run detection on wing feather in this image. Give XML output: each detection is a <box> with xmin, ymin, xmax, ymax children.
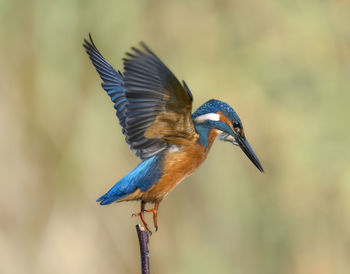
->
<box><xmin>84</xmin><ymin>35</ymin><xmax>197</xmax><ymax>159</ymax></box>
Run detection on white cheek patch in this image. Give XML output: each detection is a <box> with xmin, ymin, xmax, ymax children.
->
<box><xmin>218</xmin><ymin>132</ymin><xmax>236</xmax><ymax>144</ymax></box>
<box><xmin>194</xmin><ymin>113</ymin><xmax>220</xmax><ymax>123</ymax></box>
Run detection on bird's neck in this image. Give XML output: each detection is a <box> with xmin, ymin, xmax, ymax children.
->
<box><xmin>194</xmin><ymin>124</ymin><xmax>218</xmax><ymax>149</ymax></box>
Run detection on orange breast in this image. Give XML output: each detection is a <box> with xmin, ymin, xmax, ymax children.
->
<box><xmin>142</xmin><ymin>129</ymin><xmax>218</xmax><ymax>202</ymax></box>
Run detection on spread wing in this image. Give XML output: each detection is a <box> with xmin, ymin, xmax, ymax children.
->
<box><xmin>83</xmin><ymin>35</ymin><xmax>196</xmax><ymax>159</ymax></box>
<box><xmin>83</xmin><ymin>35</ymin><xmax>127</xmax><ymax>131</ymax></box>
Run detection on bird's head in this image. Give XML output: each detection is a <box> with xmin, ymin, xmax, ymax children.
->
<box><xmin>193</xmin><ymin>99</ymin><xmax>264</xmax><ymax>172</ymax></box>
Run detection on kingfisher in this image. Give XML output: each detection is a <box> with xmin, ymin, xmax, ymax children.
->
<box><xmin>83</xmin><ymin>34</ymin><xmax>264</xmax><ymax>233</ymax></box>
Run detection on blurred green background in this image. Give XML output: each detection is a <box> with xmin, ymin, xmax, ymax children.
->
<box><xmin>1</xmin><ymin>0</ymin><xmax>350</xmax><ymax>273</ymax></box>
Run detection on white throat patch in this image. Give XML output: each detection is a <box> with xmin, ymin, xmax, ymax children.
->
<box><xmin>194</xmin><ymin>113</ymin><xmax>220</xmax><ymax>123</ymax></box>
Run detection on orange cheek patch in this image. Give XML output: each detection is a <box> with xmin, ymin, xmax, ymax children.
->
<box><xmin>217</xmin><ymin>111</ymin><xmax>237</xmax><ymax>135</ymax></box>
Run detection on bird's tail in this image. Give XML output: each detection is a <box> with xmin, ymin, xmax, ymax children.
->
<box><xmin>96</xmin><ymin>193</ymin><xmax>118</xmax><ymax>205</ymax></box>
<box><xmin>96</xmin><ymin>178</ymin><xmax>133</xmax><ymax>205</ymax></box>
<box><xmin>96</xmin><ymin>155</ymin><xmax>163</xmax><ymax>205</ymax></box>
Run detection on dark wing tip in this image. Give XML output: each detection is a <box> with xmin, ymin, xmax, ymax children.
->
<box><xmin>139</xmin><ymin>41</ymin><xmax>153</xmax><ymax>55</ymax></box>
<box><xmin>83</xmin><ymin>33</ymin><xmax>94</xmax><ymax>51</ymax></box>
<box><xmin>182</xmin><ymin>80</ymin><xmax>193</xmax><ymax>102</ymax></box>
<box><xmin>123</xmin><ymin>42</ymin><xmax>151</xmax><ymax>62</ymax></box>
<box><xmin>83</xmin><ymin>33</ymin><xmax>100</xmax><ymax>55</ymax></box>
<box><xmin>137</xmin><ymin>41</ymin><xmax>164</xmax><ymax>64</ymax></box>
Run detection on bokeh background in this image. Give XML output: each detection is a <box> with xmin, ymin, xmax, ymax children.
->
<box><xmin>1</xmin><ymin>0</ymin><xmax>350</xmax><ymax>273</ymax></box>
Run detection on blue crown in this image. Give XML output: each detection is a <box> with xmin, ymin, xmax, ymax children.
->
<box><xmin>192</xmin><ymin>99</ymin><xmax>241</xmax><ymax>124</ymax></box>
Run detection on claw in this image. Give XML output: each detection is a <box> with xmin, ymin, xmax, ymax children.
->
<box><xmin>145</xmin><ymin>201</ymin><xmax>159</xmax><ymax>231</ymax></box>
<box><xmin>132</xmin><ymin>201</ymin><xmax>160</xmax><ymax>234</ymax></box>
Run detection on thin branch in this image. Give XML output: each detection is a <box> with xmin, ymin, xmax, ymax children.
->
<box><xmin>136</xmin><ymin>224</ymin><xmax>150</xmax><ymax>274</ymax></box>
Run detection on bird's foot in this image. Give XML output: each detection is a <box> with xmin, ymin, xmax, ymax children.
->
<box><xmin>131</xmin><ymin>201</ymin><xmax>160</xmax><ymax>234</ymax></box>
<box><xmin>145</xmin><ymin>206</ymin><xmax>158</xmax><ymax>232</ymax></box>
<box><xmin>131</xmin><ymin>211</ymin><xmax>152</xmax><ymax>234</ymax></box>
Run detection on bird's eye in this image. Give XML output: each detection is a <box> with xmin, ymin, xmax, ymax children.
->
<box><xmin>233</xmin><ymin>122</ymin><xmax>240</xmax><ymax>132</ymax></box>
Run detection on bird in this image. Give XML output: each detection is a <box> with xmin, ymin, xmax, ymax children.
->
<box><xmin>83</xmin><ymin>34</ymin><xmax>264</xmax><ymax>234</ymax></box>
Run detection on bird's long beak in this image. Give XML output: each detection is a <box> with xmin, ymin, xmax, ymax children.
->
<box><xmin>236</xmin><ymin>136</ymin><xmax>264</xmax><ymax>173</ymax></box>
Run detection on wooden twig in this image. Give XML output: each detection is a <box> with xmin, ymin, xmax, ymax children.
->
<box><xmin>136</xmin><ymin>224</ymin><xmax>150</xmax><ymax>274</ymax></box>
